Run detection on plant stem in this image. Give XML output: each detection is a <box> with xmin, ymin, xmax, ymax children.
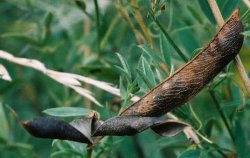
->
<box><xmin>151</xmin><ymin>13</ymin><xmax>189</xmax><ymax>62</ymax></box>
<box><xmin>115</xmin><ymin>0</ymin><xmax>145</xmax><ymax>44</ymax></box>
<box><xmin>94</xmin><ymin>0</ymin><xmax>101</xmax><ymax>57</ymax></box>
<box><xmin>100</xmin><ymin>15</ymin><xmax>121</xmax><ymax>49</ymax></box>
<box><xmin>87</xmin><ymin>148</ymin><xmax>93</xmax><ymax>158</ymax></box>
<box><xmin>240</xmin><ymin>8</ymin><xmax>250</xmax><ymax>21</ymax></box>
<box><xmin>133</xmin><ymin>136</ymin><xmax>145</xmax><ymax>158</ymax></box>
<box><xmin>243</xmin><ymin>0</ymin><xmax>250</xmax><ymax>9</ymax></box>
<box><xmin>234</xmin><ymin>55</ymin><xmax>250</xmax><ymax>97</ymax></box>
<box><xmin>216</xmin><ymin>149</ymin><xmax>228</xmax><ymax>158</ymax></box>
<box><xmin>189</xmin><ymin>103</ymin><xmax>202</xmax><ymax>131</ymax></box>
<box><xmin>207</xmin><ymin>0</ymin><xmax>224</xmax><ymax>25</ymax></box>
<box><xmin>209</xmin><ymin>90</ymin><xmax>236</xmax><ymax>145</ymax></box>
<box><xmin>131</xmin><ymin>0</ymin><xmax>157</xmax><ymax>50</ymax></box>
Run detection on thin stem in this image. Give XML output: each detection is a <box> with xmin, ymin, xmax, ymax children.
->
<box><xmin>131</xmin><ymin>0</ymin><xmax>156</xmax><ymax>50</ymax></box>
<box><xmin>133</xmin><ymin>136</ymin><xmax>145</xmax><ymax>158</ymax></box>
<box><xmin>150</xmin><ymin>12</ymin><xmax>188</xmax><ymax>62</ymax></box>
<box><xmin>189</xmin><ymin>103</ymin><xmax>202</xmax><ymax>131</ymax></box>
<box><xmin>87</xmin><ymin>148</ymin><xmax>93</xmax><ymax>158</ymax></box>
<box><xmin>211</xmin><ymin>75</ymin><xmax>227</xmax><ymax>90</ymax></box>
<box><xmin>94</xmin><ymin>0</ymin><xmax>101</xmax><ymax>57</ymax></box>
<box><xmin>100</xmin><ymin>15</ymin><xmax>121</xmax><ymax>49</ymax></box>
<box><xmin>195</xmin><ymin>131</ymin><xmax>227</xmax><ymax>158</ymax></box>
<box><xmin>216</xmin><ymin>149</ymin><xmax>228</xmax><ymax>158</ymax></box>
<box><xmin>195</xmin><ymin>131</ymin><xmax>213</xmax><ymax>144</ymax></box>
<box><xmin>116</xmin><ymin>1</ymin><xmax>170</xmax><ymax>74</ymax></box>
<box><xmin>83</xmin><ymin>10</ymin><xmax>93</xmax><ymax>20</ymax></box>
<box><xmin>240</xmin><ymin>8</ymin><xmax>250</xmax><ymax>21</ymax></box>
<box><xmin>115</xmin><ymin>0</ymin><xmax>145</xmax><ymax>44</ymax></box>
<box><xmin>207</xmin><ymin>0</ymin><xmax>224</xmax><ymax>27</ymax></box>
<box><xmin>243</xmin><ymin>0</ymin><xmax>250</xmax><ymax>10</ymax></box>
<box><xmin>209</xmin><ymin>90</ymin><xmax>236</xmax><ymax>145</ymax></box>
<box><xmin>234</xmin><ymin>55</ymin><xmax>250</xmax><ymax>97</ymax></box>
<box><xmin>167</xmin><ymin>0</ymin><xmax>173</xmax><ymax>30</ymax></box>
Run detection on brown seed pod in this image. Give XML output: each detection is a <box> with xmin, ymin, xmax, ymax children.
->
<box><xmin>121</xmin><ymin>9</ymin><xmax>244</xmax><ymax>117</ymax></box>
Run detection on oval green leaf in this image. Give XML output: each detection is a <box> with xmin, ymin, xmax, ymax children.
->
<box><xmin>43</xmin><ymin>107</ymin><xmax>91</xmax><ymax>117</ymax></box>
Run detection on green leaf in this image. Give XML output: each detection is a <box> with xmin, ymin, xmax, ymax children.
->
<box><xmin>198</xmin><ymin>0</ymin><xmax>216</xmax><ymax>24</ymax></box>
<box><xmin>51</xmin><ymin>148</ymin><xmax>83</xmax><ymax>158</ymax></box>
<box><xmin>160</xmin><ymin>34</ymin><xmax>171</xmax><ymax>68</ymax></box>
<box><xmin>241</xmin><ymin>31</ymin><xmax>250</xmax><ymax>37</ymax></box>
<box><xmin>137</xmin><ymin>56</ymin><xmax>156</xmax><ymax>88</ymax></box>
<box><xmin>81</xmin><ymin>65</ymin><xmax>118</xmax><ymax>82</ymax></box>
<box><xmin>129</xmin><ymin>79</ymin><xmax>140</xmax><ymax>94</ymax></box>
<box><xmin>42</xmin><ymin>12</ymin><xmax>53</xmax><ymax>43</ymax></box>
<box><xmin>198</xmin><ymin>0</ymin><xmax>238</xmax><ymax>24</ymax></box>
<box><xmin>114</xmin><ymin>65</ymin><xmax>131</xmax><ymax>81</ymax></box>
<box><xmin>156</xmin><ymin>135</ymin><xmax>187</xmax><ymax>148</ymax></box>
<box><xmin>136</xmin><ymin>68</ymin><xmax>154</xmax><ymax>89</ymax></box>
<box><xmin>191</xmin><ymin>47</ymin><xmax>202</xmax><ymax>59</ymax></box>
<box><xmin>75</xmin><ymin>0</ymin><xmax>86</xmax><ymax>12</ymax></box>
<box><xmin>187</xmin><ymin>6</ymin><xmax>203</xmax><ymax>24</ymax></box>
<box><xmin>241</xmin><ymin>9</ymin><xmax>250</xmax><ymax>22</ymax></box>
<box><xmin>234</xmin><ymin>119</ymin><xmax>247</xmax><ymax>158</ymax></box>
<box><xmin>43</xmin><ymin>107</ymin><xmax>91</xmax><ymax>117</ymax></box>
<box><xmin>44</xmin><ymin>12</ymin><xmax>53</xmax><ymax>26</ymax></box>
<box><xmin>138</xmin><ymin>44</ymin><xmax>168</xmax><ymax>80</ymax></box>
<box><xmin>140</xmin><ymin>56</ymin><xmax>155</xmax><ymax>83</ymax></box>
<box><xmin>135</xmin><ymin>74</ymin><xmax>150</xmax><ymax>93</ymax></box>
<box><xmin>119</xmin><ymin>76</ymin><xmax>127</xmax><ymax>100</ymax></box>
<box><xmin>221</xmin><ymin>0</ymin><xmax>239</xmax><ymax>19</ymax></box>
<box><xmin>48</xmin><ymin>91</ymin><xmax>64</xmax><ymax>106</ymax></box>
<box><xmin>138</xmin><ymin>44</ymin><xmax>163</xmax><ymax>63</ymax></box>
<box><xmin>0</xmin><ymin>103</ymin><xmax>9</xmax><ymax>142</ymax></box>
<box><xmin>178</xmin><ymin>149</ymin><xmax>201</xmax><ymax>158</ymax></box>
<box><xmin>116</xmin><ymin>53</ymin><xmax>131</xmax><ymax>80</ymax></box>
<box><xmin>1</xmin><ymin>33</ymin><xmax>41</xmax><ymax>46</ymax></box>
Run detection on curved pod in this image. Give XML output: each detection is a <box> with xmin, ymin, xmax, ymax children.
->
<box><xmin>121</xmin><ymin>9</ymin><xmax>244</xmax><ymax>117</ymax></box>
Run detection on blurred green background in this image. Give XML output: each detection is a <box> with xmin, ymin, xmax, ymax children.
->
<box><xmin>1</xmin><ymin>0</ymin><xmax>250</xmax><ymax>158</ymax></box>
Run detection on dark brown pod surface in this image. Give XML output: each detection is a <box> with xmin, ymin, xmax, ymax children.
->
<box><xmin>92</xmin><ymin>116</ymin><xmax>188</xmax><ymax>137</ymax></box>
<box><xmin>121</xmin><ymin>9</ymin><xmax>244</xmax><ymax>117</ymax></box>
<box><xmin>23</xmin><ymin>117</ymin><xmax>93</xmax><ymax>144</ymax></box>
<box><xmin>92</xmin><ymin>116</ymin><xmax>164</xmax><ymax>136</ymax></box>
<box><xmin>22</xmin><ymin>115</ymin><xmax>189</xmax><ymax>143</ymax></box>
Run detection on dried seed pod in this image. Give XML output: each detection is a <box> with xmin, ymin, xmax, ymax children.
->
<box><xmin>92</xmin><ymin>116</ymin><xmax>163</xmax><ymax>136</ymax></box>
<box><xmin>69</xmin><ymin>117</ymin><xmax>93</xmax><ymax>142</ymax></box>
<box><xmin>92</xmin><ymin>116</ymin><xmax>188</xmax><ymax>137</ymax></box>
<box><xmin>151</xmin><ymin>120</ymin><xmax>189</xmax><ymax>137</ymax></box>
<box><xmin>21</xmin><ymin>115</ymin><xmax>189</xmax><ymax>142</ymax></box>
<box><xmin>121</xmin><ymin>9</ymin><xmax>244</xmax><ymax>117</ymax></box>
<box><xmin>22</xmin><ymin>117</ymin><xmax>93</xmax><ymax>144</ymax></box>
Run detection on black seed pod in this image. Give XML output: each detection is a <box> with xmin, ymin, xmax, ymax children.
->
<box><xmin>23</xmin><ymin>117</ymin><xmax>93</xmax><ymax>144</ymax></box>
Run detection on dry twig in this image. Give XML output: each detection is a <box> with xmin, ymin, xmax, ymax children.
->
<box><xmin>0</xmin><ymin>50</ymin><xmax>139</xmax><ymax>106</ymax></box>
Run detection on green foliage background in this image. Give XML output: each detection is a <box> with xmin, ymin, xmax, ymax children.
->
<box><xmin>1</xmin><ymin>0</ymin><xmax>250</xmax><ymax>157</ymax></box>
